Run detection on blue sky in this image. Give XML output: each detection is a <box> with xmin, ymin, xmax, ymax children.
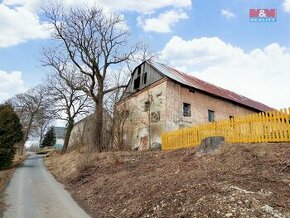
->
<box><xmin>0</xmin><ymin>0</ymin><xmax>290</xmax><ymax>108</ymax></box>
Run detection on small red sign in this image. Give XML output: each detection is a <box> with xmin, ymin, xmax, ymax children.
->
<box><xmin>249</xmin><ymin>9</ymin><xmax>276</xmax><ymax>17</ymax></box>
<box><xmin>249</xmin><ymin>9</ymin><xmax>277</xmax><ymax>22</ymax></box>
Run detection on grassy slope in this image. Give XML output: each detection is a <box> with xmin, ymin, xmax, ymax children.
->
<box><xmin>45</xmin><ymin>143</ymin><xmax>290</xmax><ymax>217</ymax></box>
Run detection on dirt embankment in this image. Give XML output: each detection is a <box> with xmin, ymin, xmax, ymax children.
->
<box><xmin>0</xmin><ymin>155</ymin><xmax>26</xmax><ymax>215</ymax></box>
<box><xmin>45</xmin><ymin>143</ymin><xmax>290</xmax><ymax>218</ymax></box>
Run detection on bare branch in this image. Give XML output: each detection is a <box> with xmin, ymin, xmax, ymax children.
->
<box><xmin>41</xmin><ymin>3</ymin><xmax>139</xmax><ymax>151</ymax></box>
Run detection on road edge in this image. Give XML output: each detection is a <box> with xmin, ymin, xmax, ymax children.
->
<box><xmin>0</xmin><ymin>155</ymin><xmax>27</xmax><ymax>217</ymax></box>
<box><xmin>43</xmin><ymin>155</ymin><xmax>95</xmax><ymax>218</ymax></box>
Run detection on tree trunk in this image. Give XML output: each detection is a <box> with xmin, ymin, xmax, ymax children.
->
<box><xmin>39</xmin><ymin>135</ymin><xmax>43</xmax><ymax>147</ymax></box>
<box><xmin>92</xmin><ymin>93</ymin><xmax>104</xmax><ymax>152</ymax></box>
<box><xmin>20</xmin><ymin>114</ymin><xmax>34</xmax><ymax>155</ymax></box>
<box><xmin>148</xmin><ymin>111</ymin><xmax>152</xmax><ymax>149</ymax></box>
<box><xmin>39</xmin><ymin>125</ymin><xmax>45</xmax><ymax>146</ymax></box>
<box><xmin>61</xmin><ymin>118</ymin><xmax>74</xmax><ymax>154</ymax></box>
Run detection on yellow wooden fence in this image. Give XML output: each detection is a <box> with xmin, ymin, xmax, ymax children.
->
<box><xmin>162</xmin><ymin>108</ymin><xmax>290</xmax><ymax>150</ymax></box>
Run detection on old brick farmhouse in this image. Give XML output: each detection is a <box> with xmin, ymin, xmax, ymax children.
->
<box><xmin>117</xmin><ymin>61</ymin><xmax>272</xmax><ymax>150</ymax></box>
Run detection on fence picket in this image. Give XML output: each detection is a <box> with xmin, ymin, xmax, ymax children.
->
<box><xmin>162</xmin><ymin>108</ymin><xmax>290</xmax><ymax>150</ymax></box>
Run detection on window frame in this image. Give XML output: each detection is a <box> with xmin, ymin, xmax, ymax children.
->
<box><xmin>183</xmin><ymin>103</ymin><xmax>191</xmax><ymax>117</ymax></box>
<box><xmin>133</xmin><ymin>67</ymin><xmax>142</xmax><ymax>90</ymax></box>
<box><xmin>208</xmin><ymin>110</ymin><xmax>215</xmax><ymax>122</ymax></box>
<box><xmin>133</xmin><ymin>76</ymin><xmax>140</xmax><ymax>90</ymax></box>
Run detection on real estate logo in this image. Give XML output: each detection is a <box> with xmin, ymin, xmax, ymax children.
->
<box><xmin>249</xmin><ymin>9</ymin><xmax>277</xmax><ymax>22</ymax></box>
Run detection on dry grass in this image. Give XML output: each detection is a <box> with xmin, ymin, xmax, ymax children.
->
<box><xmin>45</xmin><ymin>143</ymin><xmax>290</xmax><ymax>217</ymax></box>
<box><xmin>45</xmin><ymin>150</ymin><xmax>79</xmax><ymax>179</ymax></box>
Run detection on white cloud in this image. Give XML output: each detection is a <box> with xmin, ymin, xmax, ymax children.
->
<box><xmin>283</xmin><ymin>0</ymin><xmax>290</xmax><ymax>12</ymax></box>
<box><xmin>42</xmin><ymin>0</ymin><xmax>191</xmax><ymax>13</ymax></box>
<box><xmin>221</xmin><ymin>9</ymin><xmax>236</xmax><ymax>18</ymax></box>
<box><xmin>80</xmin><ymin>0</ymin><xmax>191</xmax><ymax>13</ymax></box>
<box><xmin>2</xmin><ymin>0</ymin><xmax>40</xmax><ymax>11</ymax></box>
<box><xmin>160</xmin><ymin>36</ymin><xmax>290</xmax><ymax>109</ymax></box>
<box><xmin>137</xmin><ymin>10</ymin><xmax>189</xmax><ymax>33</ymax></box>
<box><xmin>62</xmin><ymin>1</ymin><xmax>190</xmax><ymax>33</ymax></box>
<box><xmin>0</xmin><ymin>0</ymin><xmax>191</xmax><ymax>47</ymax></box>
<box><xmin>0</xmin><ymin>1</ymin><xmax>50</xmax><ymax>48</ymax></box>
<box><xmin>0</xmin><ymin>71</ymin><xmax>26</xmax><ymax>102</ymax></box>
<box><xmin>110</xmin><ymin>0</ymin><xmax>191</xmax><ymax>13</ymax></box>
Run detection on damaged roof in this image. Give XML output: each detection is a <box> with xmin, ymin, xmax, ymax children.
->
<box><xmin>147</xmin><ymin>60</ymin><xmax>272</xmax><ymax>112</ymax></box>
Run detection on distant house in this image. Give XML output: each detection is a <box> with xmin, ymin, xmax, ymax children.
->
<box><xmin>68</xmin><ymin>115</ymin><xmax>96</xmax><ymax>149</ymax></box>
<box><xmin>117</xmin><ymin>61</ymin><xmax>272</xmax><ymax>150</ymax></box>
<box><xmin>68</xmin><ymin>112</ymin><xmax>112</xmax><ymax>149</ymax></box>
<box><xmin>53</xmin><ymin>127</ymin><xmax>66</xmax><ymax>150</ymax></box>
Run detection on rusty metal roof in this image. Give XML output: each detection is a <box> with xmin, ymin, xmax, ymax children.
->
<box><xmin>148</xmin><ymin>61</ymin><xmax>272</xmax><ymax>112</ymax></box>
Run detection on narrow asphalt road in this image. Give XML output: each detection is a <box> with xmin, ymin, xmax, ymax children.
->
<box><xmin>3</xmin><ymin>153</ymin><xmax>90</xmax><ymax>218</ymax></box>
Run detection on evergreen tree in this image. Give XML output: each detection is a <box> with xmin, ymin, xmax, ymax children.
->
<box><xmin>0</xmin><ymin>104</ymin><xmax>23</xmax><ymax>169</ymax></box>
<box><xmin>41</xmin><ymin>127</ymin><xmax>56</xmax><ymax>147</ymax></box>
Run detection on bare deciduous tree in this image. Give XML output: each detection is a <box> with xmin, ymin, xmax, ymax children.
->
<box><xmin>104</xmin><ymin>44</ymin><xmax>156</xmax><ymax>149</ymax></box>
<box><xmin>125</xmin><ymin>42</ymin><xmax>156</xmax><ymax>74</ymax></box>
<box><xmin>42</xmin><ymin>3</ymin><xmax>137</xmax><ymax>151</ymax></box>
<box><xmin>31</xmin><ymin>109</ymin><xmax>53</xmax><ymax>146</ymax></box>
<box><xmin>45</xmin><ymin>71</ymin><xmax>93</xmax><ymax>153</ymax></box>
<box><xmin>103</xmin><ymin>72</ymin><xmax>130</xmax><ymax>149</ymax></box>
<box><xmin>8</xmin><ymin>86</ymin><xmax>50</xmax><ymax>154</ymax></box>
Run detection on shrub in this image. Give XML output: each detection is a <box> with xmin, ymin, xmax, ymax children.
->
<box><xmin>0</xmin><ymin>104</ymin><xmax>23</xmax><ymax>169</ymax></box>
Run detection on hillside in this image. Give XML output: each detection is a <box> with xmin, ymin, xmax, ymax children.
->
<box><xmin>45</xmin><ymin>143</ymin><xmax>290</xmax><ymax>217</ymax></box>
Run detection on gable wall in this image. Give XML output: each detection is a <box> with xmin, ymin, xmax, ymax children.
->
<box><xmin>118</xmin><ymin>80</ymin><xmax>167</xmax><ymax>150</ymax></box>
<box><xmin>122</xmin><ymin>62</ymin><xmax>163</xmax><ymax>98</ymax></box>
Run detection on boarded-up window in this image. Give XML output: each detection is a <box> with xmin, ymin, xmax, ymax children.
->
<box><xmin>208</xmin><ymin>110</ymin><xmax>215</xmax><ymax>122</ymax></box>
<box><xmin>183</xmin><ymin>103</ymin><xmax>191</xmax><ymax>117</ymax></box>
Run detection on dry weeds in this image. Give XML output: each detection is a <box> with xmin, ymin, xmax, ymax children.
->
<box><xmin>45</xmin><ymin>143</ymin><xmax>290</xmax><ymax>217</ymax></box>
